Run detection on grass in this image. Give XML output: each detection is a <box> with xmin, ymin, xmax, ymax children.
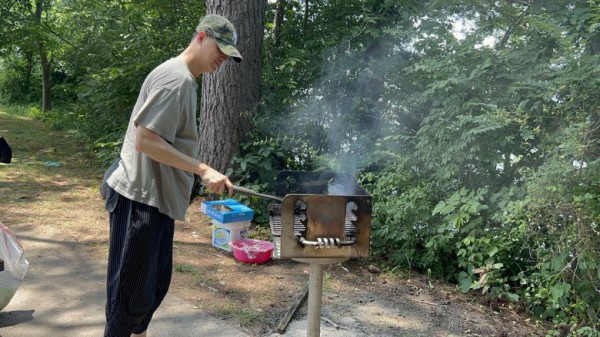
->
<box><xmin>173</xmin><ymin>254</ymin><xmax>276</xmax><ymax>330</ymax></box>
<box><xmin>0</xmin><ymin>104</ymin><xmax>101</xmax><ymax>176</ymax></box>
<box><xmin>212</xmin><ymin>302</ymin><xmax>271</xmax><ymax>327</ymax></box>
<box><xmin>0</xmin><ymin>104</ymin><xmax>32</xmax><ymax>118</ymax></box>
<box><xmin>174</xmin><ymin>263</ymin><xmax>197</xmax><ymax>274</ymax></box>
<box><xmin>174</xmin><ymin>262</ymin><xmax>215</xmax><ymax>285</ymax></box>
<box><xmin>0</xmin><ymin>104</ymin><xmax>105</xmax><ymax>233</ymax></box>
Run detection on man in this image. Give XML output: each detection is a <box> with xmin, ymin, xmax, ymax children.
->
<box><xmin>102</xmin><ymin>14</ymin><xmax>242</xmax><ymax>337</ymax></box>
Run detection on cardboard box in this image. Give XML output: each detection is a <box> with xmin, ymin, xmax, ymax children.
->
<box><xmin>211</xmin><ymin>220</ymin><xmax>250</xmax><ymax>252</ymax></box>
<box><xmin>201</xmin><ymin>199</ymin><xmax>254</xmax><ymax>223</ymax></box>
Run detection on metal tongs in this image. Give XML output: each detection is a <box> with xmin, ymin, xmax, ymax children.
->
<box><xmin>233</xmin><ymin>185</ymin><xmax>283</xmax><ymax>202</ymax></box>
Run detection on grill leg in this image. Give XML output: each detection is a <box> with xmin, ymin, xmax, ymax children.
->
<box><xmin>307</xmin><ymin>263</ymin><xmax>323</xmax><ymax>337</ymax></box>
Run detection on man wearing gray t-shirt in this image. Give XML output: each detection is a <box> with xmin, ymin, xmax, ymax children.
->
<box><xmin>102</xmin><ymin>15</ymin><xmax>243</xmax><ymax>337</ymax></box>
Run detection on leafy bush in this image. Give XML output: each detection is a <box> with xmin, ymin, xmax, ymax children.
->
<box><xmin>224</xmin><ymin>135</ymin><xmax>318</xmax><ymax>225</ymax></box>
<box><xmin>28</xmin><ymin>105</ymin><xmax>78</xmax><ymax>131</ymax></box>
<box><xmin>368</xmin><ymin>121</ymin><xmax>600</xmax><ymax>334</ymax></box>
<box><xmin>0</xmin><ymin>54</ymin><xmax>40</xmax><ymax>104</ymax></box>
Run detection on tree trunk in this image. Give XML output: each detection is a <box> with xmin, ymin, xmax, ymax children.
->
<box><xmin>303</xmin><ymin>0</ymin><xmax>309</xmax><ymax>41</ymax></box>
<box><xmin>34</xmin><ymin>0</ymin><xmax>51</xmax><ymax>112</ymax></box>
<box><xmin>198</xmin><ymin>0</ymin><xmax>266</xmax><ymax>173</ymax></box>
<box><xmin>23</xmin><ymin>51</ymin><xmax>34</xmax><ymax>94</ymax></box>
<box><xmin>360</xmin><ymin>39</ymin><xmax>383</xmax><ymax>141</ymax></box>
<box><xmin>40</xmin><ymin>49</ymin><xmax>51</xmax><ymax>111</ymax></box>
<box><xmin>273</xmin><ymin>0</ymin><xmax>287</xmax><ymax>49</ymax></box>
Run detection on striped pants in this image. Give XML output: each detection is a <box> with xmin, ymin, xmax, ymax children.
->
<box><xmin>103</xmin><ymin>188</ymin><xmax>174</xmax><ymax>337</ymax></box>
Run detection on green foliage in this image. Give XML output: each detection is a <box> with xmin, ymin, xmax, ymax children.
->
<box><xmin>28</xmin><ymin>104</ymin><xmax>78</xmax><ymax>130</ymax></box>
<box><xmin>368</xmin><ymin>159</ymin><xmax>439</xmax><ymax>272</ymax></box>
<box><xmin>0</xmin><ymin>55</ymin><xmax>40</xmax><ymax>104</ymax></box>
<box><xmin>508</xmin><ymin>122</ymin><xmax>600</xmax><ymax>329</ymax></box>
<box><xmin>63</xmin><ymin>0</ymin><xmax>203</xmax><ymax>165</ymax></box>
<box><xmin>225</xmin><ymin>134</ymin><xmax>318</xmax><ymax>225</ymax></box>
<box><xmin>261</xmin><ymin>0</ymin><xmax>421</xmax><ymax>167</ymax></box>
<box><xmin>367</xmin><ymin>1</ymin><xmax>600</xmax><ymax>334</ymax></box>
<box><xmin>0</xmin><ymin>0</ymin><xmax>205</xmax><ymax>164</ymax></box>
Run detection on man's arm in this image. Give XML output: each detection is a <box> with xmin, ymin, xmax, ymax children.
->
<box><xmin>134</xmin><ymin>124</ymin><xmax>233</xmax><ymax>195</ymax></box>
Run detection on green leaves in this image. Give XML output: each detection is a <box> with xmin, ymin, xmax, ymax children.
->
<box><xmin>549</xmin><ymin>282</ymin><xmax>571</xmax><ymax>308</ymax></box>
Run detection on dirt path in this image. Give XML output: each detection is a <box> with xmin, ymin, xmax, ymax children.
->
<box><xmin>0</xmin><ymin>107</ymin><xmax>549</xmax><ymax>337</ymax></box>
<box><xmin>0</xmin><ymin>223</ymin><xmax>249</xmax><ymax>337</ymax></box>
<box><xmin>0</xmin><ymin>108</ymin><xmax>249</xmax><ymax>336</ymax></box>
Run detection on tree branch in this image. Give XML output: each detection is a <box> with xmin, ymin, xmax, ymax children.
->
<box><xmin>499</xmin><ymin>6</ymin><xmax>529</xmax><ymax>49</ymax></box>
<box><xmin>42</xmin><ymin>22</ymin><xmax>76</xmax><ymax>47</ymax></box>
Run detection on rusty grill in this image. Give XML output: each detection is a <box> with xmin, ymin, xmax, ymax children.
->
<box><xmin>268</xmin><ymin>171</ymin><xmax>372</xmax><ymax>260</ymax></box>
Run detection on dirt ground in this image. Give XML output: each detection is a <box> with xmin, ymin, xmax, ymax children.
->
<box><xmin>0</xmin><ymin>108</ymin><xmax>550</xmax><ymax>337</ymax></box>
<box><xmin>169</xmin><ymin>201</ymin><xmax>549</xmax><ymax>337</ymax></box>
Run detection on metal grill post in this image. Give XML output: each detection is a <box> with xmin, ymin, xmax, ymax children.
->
<box><xmin>269</xmin><ymin>171</ymin><xmax>373</xmax><ymax>336</ymax></box>
<box><xmin>307</xmin><ymin>263</ymin><xmax>324</xmax><ymax>337</ymax></box>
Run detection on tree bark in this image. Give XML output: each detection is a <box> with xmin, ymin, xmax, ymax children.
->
<box><xmin>198</xmin><ymin>0</ymin><xmax>267</xmax><ymax>173</ymax></box>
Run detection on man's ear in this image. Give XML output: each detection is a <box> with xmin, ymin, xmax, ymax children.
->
<box><xmin>197</xmin><ymin>31</ymin><xmax>206</xmax><ymax>44</ymax></box>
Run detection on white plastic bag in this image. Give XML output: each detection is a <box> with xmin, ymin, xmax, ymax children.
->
<box><xmin>0</xmin><ymin>222</ymin><xmax>29</xmax><ymax>311</ymax></box>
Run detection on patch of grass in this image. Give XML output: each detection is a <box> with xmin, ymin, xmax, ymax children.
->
<box><xmin>0</xmin><ymin>104</ymin><xmax>33</xmax><ymax>118</ymax></box>
<box><xmin>174</xmin><ymin>262</ymin><xmax>214</xmax><ymax>285</ymax></box>
<box><xmin>175</xmin><ymin>263</ymin><xmax>197</xmax><ymax>274</ymax></box>
<box><xmin>382</xmin><ymin>264</ymin><xmax>412</xmax><ymax>279</ymax></box>
<box><xmin>324</xmin><ymin>271</ymin><xmax>334</xmax><ymax>291</ymax></box>
<box><xmin>85</xmin><ymin>240</ymin><xmax>109</xmax><ymax>251</ymax></box>
<box><xmin>213</xmin><ymin>302</ymin><xmax>269</xmax><ymax>327</ymax></box>
<box><xmin>28</xmin><ymin>105</ymin><xmax>79</xmax><ymax>131</ymax></box>
<box><xmin>248</xmin><ymin>224</ymin><xmax>271</xmax><ymax>240</ymax></box>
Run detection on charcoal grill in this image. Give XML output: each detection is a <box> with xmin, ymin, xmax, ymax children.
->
<box><xmin>269</xmin><ymin>171</ymin><xmax>372</xmax><ymax>336</ymax></box>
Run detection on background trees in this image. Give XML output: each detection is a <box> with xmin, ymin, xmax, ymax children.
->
<box><xmin>0</xmin><ymin>0</ymin><xmax>598</xmax><ymax>334</ymax></box>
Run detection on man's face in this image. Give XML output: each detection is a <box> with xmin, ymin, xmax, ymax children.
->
<box><xmin>204</xmin><ymin>35</ymin><xmax>229</xmax><ymax>72</ymax></box>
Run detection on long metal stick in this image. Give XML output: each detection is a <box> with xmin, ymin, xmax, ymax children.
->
<box><xmin>307</xmin><ymin>263</ymin><xmax>324</xmax><ymax>337</ymax></box>
<box><xmin>233</xmin><ymin>185</ymin><xmax>283</xmax><ymax>202</ymax></box>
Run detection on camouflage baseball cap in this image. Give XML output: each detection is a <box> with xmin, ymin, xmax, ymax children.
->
<box><xmin>196</xmin><ymin>14</ymin><xmax>243</xmax><ymax>63</ymax></box>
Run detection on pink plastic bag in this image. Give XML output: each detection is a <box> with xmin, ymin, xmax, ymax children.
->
<box><xmin>0</xmin><ymin>222</ymin><xmax>29</xmax><ymax>311</ymax></box>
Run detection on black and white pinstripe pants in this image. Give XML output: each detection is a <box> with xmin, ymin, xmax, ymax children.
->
<box><xmin>103</xmin><ymin>188</ymin><xmax>174</xmax><ymax>337</ymax></box>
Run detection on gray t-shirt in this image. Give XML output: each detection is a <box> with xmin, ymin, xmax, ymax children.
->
<box><xmin>107</xmin><ymin>57</ymin><xmax>198</xmax><ymax>220</ymax></box>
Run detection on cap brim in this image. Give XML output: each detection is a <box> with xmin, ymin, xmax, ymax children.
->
<box><xmin>216</xmin><ymin>40</ymin><xmax>243</xmax><ymax>63</ymax></box>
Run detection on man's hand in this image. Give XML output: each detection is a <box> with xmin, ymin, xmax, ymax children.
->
<box><xmin>200</xmin><ymin>166</ymin><xmax>233</xmax><ymax>195</ymax></box>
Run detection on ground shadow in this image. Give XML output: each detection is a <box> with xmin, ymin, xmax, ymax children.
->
<box><xmin>0</xmin><ymin>309</ymin><xmax>35</xmax><ymax>327</ymax></box>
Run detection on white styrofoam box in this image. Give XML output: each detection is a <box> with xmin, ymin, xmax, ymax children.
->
<box><xmin>211</xmin><ymin>220</ymin><xmax>250</xmax><ymax>252</ymax></box>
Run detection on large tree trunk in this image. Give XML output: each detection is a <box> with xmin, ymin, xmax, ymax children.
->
<box><xmin>198</xmin><ymin>0</ymin><xmax>266</xmax><ymax>173</ymax></box>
